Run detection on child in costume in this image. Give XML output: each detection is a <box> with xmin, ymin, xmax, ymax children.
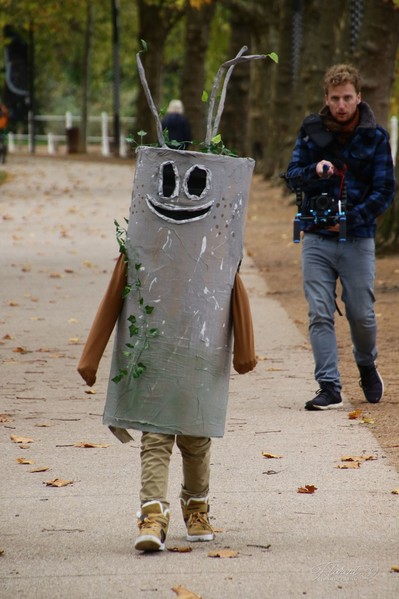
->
<box><xmin>78</xmin><ymin>46</ymin><xmax>276</xmax><ymax>552</ymax></box>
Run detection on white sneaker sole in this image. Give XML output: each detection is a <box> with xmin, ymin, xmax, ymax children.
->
<box><xmin>135</xmin><ymin>534</ymin><xmax>165</xmax><ymax>552</ymax></box>
<box><xmin>186</xmin><ymin>533</ymin><xmax>214</xmax><ymax>542</ymax></box>
<box><xmin>305</xmin><ymin>401</ymin><xmax>343</xmax><ymax>410</ymax></box>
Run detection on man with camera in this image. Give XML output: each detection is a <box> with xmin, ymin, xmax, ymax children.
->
<box><xmin>286</xmin><ymin>64</ymin><xmax>395</xmax><ymax>410</ymax></box>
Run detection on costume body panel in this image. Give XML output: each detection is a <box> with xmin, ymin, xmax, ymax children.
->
<box><xmin>103</xmin><ymin>147</ymin><xmax>254</xmax><ymax>437</ymax></box>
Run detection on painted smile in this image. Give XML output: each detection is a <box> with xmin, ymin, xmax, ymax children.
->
<box><xmin>145</xmin><ymin>195</ymin><xmax>213</xmax><ymax>223</ymax></box>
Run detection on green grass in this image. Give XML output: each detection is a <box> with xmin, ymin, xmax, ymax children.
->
<box><xmin>0</xmin><ymin>170</ymin><xmax>6</xmax><ymax>185</ymax></box>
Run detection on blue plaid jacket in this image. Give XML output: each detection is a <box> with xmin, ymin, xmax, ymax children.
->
<box><xmin>286</xmin><ymin>102</ymin><xmax>395</xmax><ymax>238</ymax></box>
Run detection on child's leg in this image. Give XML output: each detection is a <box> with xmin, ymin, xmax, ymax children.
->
<box><xmin>140</xmin><ymin>432</ymin><xmax>175</xmax><ymax>509</ymax></box>
<box><xmin>176</xmin><ymin>435</ymin><xmax>214</xmax><ymax>542</ymax></box>
<box><xmin>176</xmin><ymin>435</ymin><xmax>211</xmax><ymax>500</ymax></box>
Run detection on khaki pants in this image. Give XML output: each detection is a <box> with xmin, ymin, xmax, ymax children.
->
<box><xmin>140</xmin><ymin>432</ymin><xmax>211</xmax><ymax>509</ymax></box>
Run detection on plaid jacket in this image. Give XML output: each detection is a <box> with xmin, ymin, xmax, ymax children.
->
<box><xmin>286</xmin><ymin>102</ymin><xmax>396</xmax><ymax>238</ymax></box>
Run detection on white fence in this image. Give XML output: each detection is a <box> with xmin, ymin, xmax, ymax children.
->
<box><xmin>5</xmin><ymin>112</ymin><xmax>398</xmax><ymax>163</ymax></box>
<box><xmin>7</xmin><ymin>111</ymin><xmax>135</xmax><ymax>158</ymax></box>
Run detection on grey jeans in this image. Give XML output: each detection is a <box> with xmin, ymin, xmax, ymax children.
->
<box><xmin>302</xmin><ymin>233</ymin><xmax>377</xmax><ymax>392</ymax></box>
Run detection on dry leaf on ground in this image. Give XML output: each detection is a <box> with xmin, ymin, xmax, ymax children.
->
<box><xmin>10</xmin><ymin>435</ymin><xmax>33</xmax><ymax>444</ymax></box>
<box><xmin>360</xmin><ymin>417</ymin><xmax>375</xmax><ymax>424</ymax></box>
<box><xmin>44</xmin><ymin>479</ymin><xmax>73</xmax><ymax>487</ymax></box>
<box><xmin>391</xmin><ymin>565</ymin><xmax>399</xmax><ymax>573</ymax></box>
<box><xmin>348</xmin><ymin>409</ymin><xmax>362</xmax><ymax>420</ymax></box>
<box><xmin>262</xmin><ymin>452</ymin><xmax>282</xmax><ymax>459</ymax></box>
<box><xmin>16</xmin><ymin>458</ymin><xmax>35</xmax><ymax>465</ymax></box>
<box><xmin>341</xmin><ymin>455</ymin><xmax>376</xmax><ymax>462</ymax></box>
<box><xmin>336</xmin><ymin>462</ymin><xmax>361</xmax><ymax>469</ymax></box>
<box><xmin>0</xmin><ymin>413</ymin><xmax>13</xmax><ymax>422</ymax></box>
<box><xmin>391</xmin><ymin>489</ymin><xmax>399</xmax><ymax>495</ymax></box>
<box><xmin>171</xmin><ymin>585</ymin><xmax>202</xmax><ymax>599</ymax></box>
<box><xmin>208</xmin><ymin>549</ymin><xmax>239</xmax><ymax>558</ymax></box>
<box><xmin>167</xmin><ymin>546</ymin><xmax>192</xmax><ymax>553</ymax></box>
<box><xmin>297</xmin><ymin>485</ymin><xmax>317</xmax><ymax>494</ymax></box>
<box><xmin>30</xmin><ymin>467</ymin><xmax>50</xmax><ymax>473</ymax></box>
<box><xmin>73</xmin><ymin>442</ymin><xmax>110</xmax><ymax>448</ymax></box>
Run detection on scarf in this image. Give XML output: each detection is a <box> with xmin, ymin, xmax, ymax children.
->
<box><xmin>320</xmin><ymin>106</ymin><xmax>360</xmax><ymax>145</ymax></box>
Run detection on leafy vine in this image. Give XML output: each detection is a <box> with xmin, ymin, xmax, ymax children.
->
<box><xmin>112</xmin><ymin>219</ymin><xmax>159</xmax><ymax>384</ymax></box>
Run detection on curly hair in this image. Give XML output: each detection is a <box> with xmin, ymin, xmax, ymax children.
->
<box><xmin>323</xmin><ymin>64</ymin><xmax>361</xmax><ymax>94</ymax></box>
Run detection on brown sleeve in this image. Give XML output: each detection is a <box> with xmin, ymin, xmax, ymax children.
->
<box><xmin>231</xmin><ymin>272</ymin><xmax>257</xmax><ymax>374</ymax></box>
<box><xmin>77</xmin><ymin>253</ymin><xmax>127</xmax><ymax>386</ymax></box>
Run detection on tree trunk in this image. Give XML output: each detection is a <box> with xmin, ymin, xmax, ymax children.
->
<box><xmin>261</xmin><ymin>0</ymin><xmax>294</xmax><ymax>178</ymax></box>
<box><xmin>136</xmin><ymin>0</ymin><xmax>183</xmax><ymax>145</ymax></box>
<box><xmin>354</xmin><ymin>0</ymin><xmax>399</xmax><ymax>127</ymax></box>
<box><xmin>79</xmin><ymin>0</ymin><xmax>93</xmax><ymax>153</ymax></box>
<box><xmin>218</xmin><ymin>7</ymin><xmax>253</xmax><ymax>157</ymax></box>
<box><xmin>181</xmin><ymin>0</ymin><xmax>216</xmax><ymax>147</ymax></box>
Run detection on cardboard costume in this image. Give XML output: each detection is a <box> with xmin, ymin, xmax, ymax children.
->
<box><xmin>78</xmin><ymin>47</ymin><xmax>267</xmax><ymax>441</ymax></box>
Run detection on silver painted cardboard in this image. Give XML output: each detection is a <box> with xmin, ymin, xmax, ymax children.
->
<box><xmin>103</xmin><ymin>146</ymin><xmax>254</xmax><ymax>437</ymax></box>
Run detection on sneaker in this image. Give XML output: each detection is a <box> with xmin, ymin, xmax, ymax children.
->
<box><xmin>305</xmin><ymin>385</ymin><xmax>343</xmax><ymax>411</ymax></box>
<box><xmin>134</xmin><ymin>500</ymin><xmax>170</xmax><ymax>552</ymax></box>
<box><xmin>358</xmin><ymin>364</ymin><xmax>384</xmax><ymax>404</ymax></box>
<box><xmin>180</xmin><ymin>497</ymin><xmax>214</xmax><ymax>542</ymax></box>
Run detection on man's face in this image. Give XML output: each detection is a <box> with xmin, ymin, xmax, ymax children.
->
<box><xmin>325</xmin><ymin>82</ymin><xmax>361</xmax><ymax>124</ymax></box>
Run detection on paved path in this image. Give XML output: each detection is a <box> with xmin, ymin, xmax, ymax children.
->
<box><xmin>1</xmin><ymin>156</ymin><xmax>398</xmax><ymax>599</ymax></box>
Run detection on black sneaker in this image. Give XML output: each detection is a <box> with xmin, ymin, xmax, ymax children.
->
<box><xmin>305</xmin><ymin>385</ymin><xmax>343</xmax><ymax>411</ymax></box>
<box><xmin>358</xmin><ymin>364</ymin><xmax>384</xmax><ymax>404</ymax></box>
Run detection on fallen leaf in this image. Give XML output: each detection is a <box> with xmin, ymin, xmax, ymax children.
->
<box><xmin>0</xmin><ymin>413</ymin><xmax>13</xmax><ymax>423</ymax></box>
<box><xmin>341</xmin><ymin>455</ymin><xmax>376</xmax><ymax>462</ymax></box>
<box><xmin>391</xmin><ymin>489</ymin><xmax>399</xmax><ymax>495</ymax></box>
<box><xmin>16</xmin><ymin>458</ymin><xmax>35</xmax><ymax>465</ymax></box>
<box><xmin>348</xmin><ymin>409</ymin><xmax>362</xmax><ymax>420</ymax></box>
<box><xmin>391</xmin><ymin>565</ymin><xmax>399</xmax><ymax>573</ymax></box>
<box><xmin>167</xmin><ymin>546</ymin><xmax>193</xmax><ymax>553</ymax></box>
<box><xmin>208</xmin><ymin>549</ymin><xmax>239</xmax><ymax>558</ymax></box>
<box><xmin>360</xmin><ymin>417</ymin><xmax>375</xmax><ymax>424</ymax></box>
<box><xmin>10</xmin><ymin>435</ymin><xmax>33</xmax><ymax>444</ymax></box>
<box><xmin>12</xmin><ymin>346</ymin><xmax>29</xmax><ymax>354</ymax></box>
<box><xmin>3</xmin><ymin>334</ymin><xmax>13</xmax><ymax>340</ymax></box>
<box><xmin>68</xmin><ymin>337</ymin><xmax>80</xmax><ymax>344</ymax></box>
<box><xmin>0</xmin><ymin>548</ymin><xmax>4</xmax><ymax>556</ymax></box>
<box><xmin>84</xmin><ymin>389</ymin><xmax>96</xmax><ymax>395</ymax></box>
<box><xmin>49</xmin><ymin>272</ymin><xmax>62</xmax><ymax>278</ymax></box>
<box><xmin>336</xmin><ymin>462</ymin><xmax>361</xmax><ymax>469</ymax></box>
<box><xmin>8</xmin><ymin>301</ymin><xmax>19</xmax><ymax>307</ymax></box>
<box><xmin>34</xmin><ymin>423</ymin><xmax>52</xmax><ymax>428</ymax></box>
<box><xmin>262</xmin><ymin>452</ymin><xmax>282</xmax><ymax>459</ymax></box>
<box><xmin>297</xmin><ymin>485</ymin><xmax>317</xmax><ymax>494</ymax></box>
<box><xmin>68</xmin><ymin>318</ymin><xmax>78</xmax><ymax>323</ymax></box>
<box><xmin>44</xmin><ymin>479</ymin><xmax>74</xmax><ymax>487</ymax></box>
<box><xmin>171</xmin><ymin>586</ymin><xmax>202</xmax><ymax>599</ymax></box>
<box><xmin>18</xmin><ymin>444</ymin><xmax>31</xmax><ymax>449</ymax></box>
<box><xmin>30</xmin><ymin>466</ymin><xmax>50</xmax><ymax>473</ymax></box>
<box><xmin>73</xmin><ymin>442</ymin><xmax>110</xmax><ymax>448</ymax></box>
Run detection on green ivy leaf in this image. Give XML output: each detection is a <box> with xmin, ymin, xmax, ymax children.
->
<box><xmin>201</xmin><ymin>90</ymin><xmax>208</xmax><ymax>102</ymax></box>
<box><xmin>268</xmin><ymin>52</ymin><xmax>279</xmax><ymax>63</ymax></box>
<box><xmin>122</xmin><ymin>285</ymin><xmax>132</xmax><ymax>298</ymax></box>
<box><xmin>211</xmin><ymin>134</ymin><xmax>222</xmax><ymax>145</ymax></box>
<box><xmin>145</xmin><ymin>305</ymin><xmax>154</xmax><ymax>314</ymax></box>
<box><xmin>149</xmin><ymin>328</ymin><xmax>159</xmax><ymax>337</ymax></box>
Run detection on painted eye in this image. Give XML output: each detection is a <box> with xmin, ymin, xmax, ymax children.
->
<box><xmin>160</xmin><ymin>161</ymin><xmax>179</xmax><ymax>198</ymax></box>
<box><xmin>184</xmin><ymin>165</ymin><xmax>210</xmax><ymax>200</ymax></box>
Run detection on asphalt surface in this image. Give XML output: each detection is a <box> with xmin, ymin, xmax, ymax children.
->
<box><xmin>1</xmin><ymin>155</ymin><xmax>398</xmax><ymax>599</ymax></box>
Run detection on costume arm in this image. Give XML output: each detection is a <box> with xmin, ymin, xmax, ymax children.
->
<box><xmin>77</xmin><ymin>253</ymin><xmax>127</xmax><ymax>386</ymax></box>
<box><xmin>231</xmin><ymin>272</ymin><xmax>257</xmax><ymax>374</ymax></box>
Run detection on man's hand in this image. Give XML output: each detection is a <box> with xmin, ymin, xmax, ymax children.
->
<box><xmin>316</xmin><ymin>160</ymin><xmax>334</xmax><ymax>177</ymax></box>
